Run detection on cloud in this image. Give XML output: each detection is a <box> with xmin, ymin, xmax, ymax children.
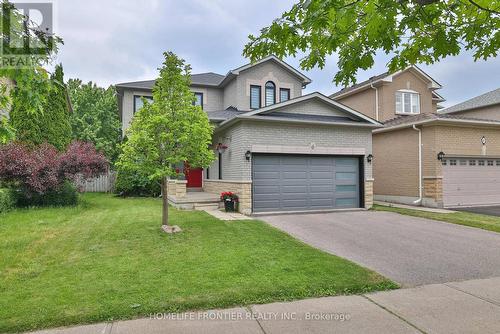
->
<box><xmin>54</xmin><ymin>0</ymin><xmax>498</xmax><ymax>107</ymax></box>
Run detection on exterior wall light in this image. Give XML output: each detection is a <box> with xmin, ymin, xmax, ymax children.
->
<box><xmin>216</xmin><ymin>143</ymin><xmax>228</xmax><ymax>155</ymax></box>
<box><xmin>245</xmin><ymin>150</ymin><xmax>252</xmax><ymax>161</ymax></box>
<box><xmin>437</xmin><ymin>151</ymin><xmax>445</xmax><ymax>161</ymax></box>
<box><xmin>366</xmin><ymin>154</ymin><xmax>373</xmax><ymax>164</ymax></box>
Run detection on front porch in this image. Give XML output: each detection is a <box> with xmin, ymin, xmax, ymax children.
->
<box><xmin>167</xmin><ymin>179</ymin><xmax>221</xmax><ymax>210</ymax></box>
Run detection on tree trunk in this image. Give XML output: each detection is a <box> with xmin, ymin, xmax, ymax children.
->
<box><xmin>162</xmin><ymin>177</ymin><xmax>169</xmax><ymax>227</ymax></box>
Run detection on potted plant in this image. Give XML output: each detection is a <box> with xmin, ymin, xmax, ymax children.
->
<box><xmin>220</xmin><ymin>191</ymin><xmax>238</xmax><ymax>212</ymax></box>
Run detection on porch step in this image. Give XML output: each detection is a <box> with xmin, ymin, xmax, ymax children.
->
<box><xmin>187</xmin><ymin>187</ymin><xmax>203</xmax><ymax>192</ymax></box>
<box><xmin>194</xmin><ymin>203</ymin><xmax>221</xmax><ymax>211</ymax></box>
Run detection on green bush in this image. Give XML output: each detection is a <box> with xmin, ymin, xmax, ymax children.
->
<box><xmin>0</xmin><ymin>188</ymin><xmax>16</xmax><ymax>213</ymax></box>
<box><xmin>115</xmin><ymin>169</ymin><xmax>161</xmax><ymax>197</ymax></box>
<box><xmin>16</xmin><ymin>181</ymin><xmax>78</xmax><ymax>207</ymax></box>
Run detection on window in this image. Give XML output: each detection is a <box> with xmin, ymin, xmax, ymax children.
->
<box><xmin>250</xmin><ymin>85</ymin><xmax>261</xmax><ymax>109</ymax></box>
<box><xmin>459</xmin><ymin>160</ymin><xmax>467</xmax><ymax>166</ymax></box>
<box><xmin>206</xmin><ymin>167</ymin><xmax>210</xmax><ymax>180</ymax></box>
<box><xmin>479</xmin><ymin>160</ymin><xmax>485</xmax><ymax>166</ymax></box>
<box><xmin>488</xmin><ymin>160</ymin><xmax>494</xmax><ymax>166</ymax></box>
<box><xmin>469</xmin><ymin>160</ymin><xmax>476</xmax><ymax>166</ymax></box>
<box><xmin>497</xmin><ymin>160</ymin><xmax>500</xmax><ymax>166</ymax></box>
<box><xmin>265</xmin><ymin>81</ymin><xmax>276</xmax><ymax>106</ymax></box>
<box><xmin>449</xmin><ymin>159</ymin><xmax>457</xmax><ymax>166</ymax></box>
<box><xmin>194</xmin><ymin>92</ymin><xmax>203</xmax><ymax>109</ymax></box>
<box><xmin>395</xmin><ymin>91</ymin><xmax>420</xmax><ymax>114</ymax></box>
<box><xmin>280</xmin><ymin>88</ymin><xmax>290</xmax><ymax>102</ymax></box>
<box><xmin>442</xmin><ymin>160</ymin><xmax>447</xmax><ymax>166</ymax></box>
<box><xmin>218</xmin><ymin>153</ymin><xmax>222</xmax><ymax>180</ymax></box>
<box><xmin>133</xmin><ymin>95</ymin><xmax>153</xmax><ymax>113</ymax></box>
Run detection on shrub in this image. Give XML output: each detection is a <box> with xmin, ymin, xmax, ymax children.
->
<box><xmin>0</xmin><ymin>141</ymin><xmax>108</xmax><ymax>206</ymax></box>
<box><xmin>0</xmin><ymin>188</ymin><xmax>15</xmax><ymax>213</ymax></box>
<box><xmin>16</xmin><ymin>181</ymin><xmax>78</xmax><ymax>207</ymax></box>
<box><xmin>115</xmin><ymin>169</ymin><xmax>161</xmax><ymax>197</ymax></box>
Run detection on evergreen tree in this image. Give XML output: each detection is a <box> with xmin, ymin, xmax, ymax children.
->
<box><xmin>9</xmin><ymin>64</ymin><xmax>72</xmax><ymax>150</ymax></box>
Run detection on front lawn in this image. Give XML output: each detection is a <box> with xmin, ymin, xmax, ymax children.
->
<box><xmin>0</xmin><ymin>194</ymin><xmax>395</xmax><ymax>333</ymax></box>
<box><xmin>374</xmin><ymin>204</ymin><xmax>500</xmax><ymax>233</ymax></box>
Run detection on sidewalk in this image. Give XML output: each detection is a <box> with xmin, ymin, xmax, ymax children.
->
<box><xmin>29</xmin><ymin>277</ymin><xmax>500</xmax><ymax>334</ymax></box>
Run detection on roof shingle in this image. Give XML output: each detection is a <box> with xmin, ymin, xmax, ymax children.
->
<box><xmin>440</xmin><ymin>88</ymin><xmax>500</xmax><ymax>114</ymax></box>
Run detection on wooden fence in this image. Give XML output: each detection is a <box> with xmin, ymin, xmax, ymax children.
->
<box><xmin>81</xmin><ymin>171</ymin><xmax>116</xmax><ymax>193</ymax></box>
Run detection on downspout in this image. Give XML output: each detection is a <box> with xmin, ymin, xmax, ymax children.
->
<box><xmin>412</xmin><ymin>125</ymin><xmax>423</xmax><ymax>205</ymax></box>
<box><xmin>370</xmin><ymin>83</ymin><xmax>379</xmax><ymax>121</ymax></box>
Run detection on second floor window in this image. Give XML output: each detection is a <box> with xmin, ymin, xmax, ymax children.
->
<box><xmin>396</xmin><ymin>91</ymin><xmax>420</xmax><ymax>114</ymax></box>
<box><xmin>280</xmin><ymin>88</ymin><xmax>290</xmax><ymax>102</ymax></box>
<box><xmin>134</xmin><ymin>95</ymin><xmax>153</xmax><ymax>113</ymax></box>
<box><xmin>265</xmin><ymin>81</ymin><xmax>276</xmax><ymax>106</ymax></box>
<box><xmin>194</xmin><ymin>92</ymin><xmax>203</xmax><ymax>109</ymax></box>
<box><xmin>250</xmin><ymin>85</ymin><xmax>261</xmax><ymax>109</ymax></box>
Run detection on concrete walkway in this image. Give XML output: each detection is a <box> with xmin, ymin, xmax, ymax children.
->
<box><xmin>28</xmin><ymin>277</ymin><xmax>500</xmax><ymax>334</ymax></box>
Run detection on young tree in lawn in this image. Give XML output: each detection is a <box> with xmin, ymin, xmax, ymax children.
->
<box><xmin>117</xmin><ymin>52</ymin><xmax>214</xmax><ymax>231</ymax></box>
<box><xmin>243</xmin><ymin>0</ymin><xmax>500</xmax><ymax>86</ymax></box>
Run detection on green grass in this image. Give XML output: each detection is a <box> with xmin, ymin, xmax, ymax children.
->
<box><xmin>0</xmin><ymin>194</ymin><xmax>396</xmax><ymax>333</ymax></box>
<box><xmin>373</xmin><ymin>204</ymin><xmax>500</xmax><ymax>233</ymax></box>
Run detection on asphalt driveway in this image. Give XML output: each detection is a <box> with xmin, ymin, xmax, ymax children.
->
<box><xmin>455</xmin><ymin>205</ymin><xmax>500</xmax><ymax>217</ymax></box>
<box><xmin>260</xmin><ymin>211</ymin><xmax>500</xmax><ymax>287</ymax></box>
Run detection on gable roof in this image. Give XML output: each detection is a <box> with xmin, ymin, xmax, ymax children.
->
<box><xmin>440</xmin><ymin>88</ymin><xmax>500</xmax><ymax>114</ymax></box>
<box><xmin>214</xmin><ymin>92</ymin><xmax>382</xmax><ymax>132</ymax></box>
<box><xmin>374</xmin><ymin>113</ymin><xmax>500</xmax><ymax>133</ymax></box>
<box><xmin>330</xmin><ymin>66</ymin><xmax>442</xmax><ymax>99</ymax></box>
<box><xmin>116</xmin><ymin>55</ymin><xmax>311</xmax><ymax>91</ymax></box>
<box><xmin>218</xmin><ymin>55</ymin><xmax>312</xmax><ymax>87</ymax></box>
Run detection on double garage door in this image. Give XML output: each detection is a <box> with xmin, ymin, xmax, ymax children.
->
<box><xmin>252</xmin><ymin>154</ymin><xmax>361</xmax><ymax>213</ymax></box>
<box><xmin>443</xmin><ymin>158</ymin><xmax>500</xmax><ymax>207</ymax></box>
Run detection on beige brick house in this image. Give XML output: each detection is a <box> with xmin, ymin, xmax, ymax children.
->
<box><xmin>331</xmin><ymin>68</ymin><xmax>500</xmax><ymax>208</ymax></box>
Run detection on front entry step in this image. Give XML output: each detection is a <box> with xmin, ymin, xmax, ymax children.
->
<box><xmin>168</xmin><ymin>192</ymin><xmax>222</xmax><ymax>211</ymax></box>
<box><xmin>194</xmin><ymin>203</ymin><xmax>221</xmax><ymax>211</ymax></box>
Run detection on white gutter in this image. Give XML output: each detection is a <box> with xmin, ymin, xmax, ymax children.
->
<box><xmin>370</xmin><ymin>83</ymin><xmax>379</xmax><ymax>121</ymax></box>
<box><xmin>412</xmin><ymin>125</ymin><xmax>423</xmax><ymax>205</ymax></box>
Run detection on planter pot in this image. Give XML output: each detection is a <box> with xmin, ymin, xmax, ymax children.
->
<box><xmin>224</xmin><ymin>199</ymin><xmax>235</xmax><ymax>212</ymax></box>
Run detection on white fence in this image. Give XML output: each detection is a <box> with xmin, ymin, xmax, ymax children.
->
<box><xmin>81</xmin><ymin>171</ymin><xmax>116</xmax><ymax>193</ymax></box>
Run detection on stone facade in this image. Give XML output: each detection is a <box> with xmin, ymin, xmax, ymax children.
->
<box><xmin>364</xmin><ymin>179</ymin><xmax>374</xmax><ymax>209</ymax></box>
<box><xmin>203</xmin><ymin>180</ymin><xmax>252</xmax><ymax>214</ymax></box>
<box><xmin>167</xmin><ymin>180</ymin><xmax>187</xmax><ymax>198</ymax></box>
<box><xmin>423</xmin><ymin>177</ymin><xmax>443</xmax><ymax>207</ymax></box>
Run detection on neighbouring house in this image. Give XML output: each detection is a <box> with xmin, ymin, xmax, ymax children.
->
<box><xmin>331</xmin><ymin>68</ymin><xmax>500</xmax><ymax>208</ymax></box>
<box><xmin>116</xmin><ymin>56</ymin><xmax>381</xmax><ymax>214</ymax></box>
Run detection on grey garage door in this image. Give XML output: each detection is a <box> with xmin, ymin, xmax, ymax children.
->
<box><xmin>252</xmin><ymin>154</ymin><xmax>361</xmax><ymax>213</ymax></box>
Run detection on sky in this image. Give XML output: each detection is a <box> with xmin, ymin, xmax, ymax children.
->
<box><xmin>49</xmin><ymin>0</ymin><xmax>500</xmax><ymax>108</ymax></box>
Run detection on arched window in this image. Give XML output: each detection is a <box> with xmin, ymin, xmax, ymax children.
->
<box><xmin>265</xmin><ymin>81</ymin><xmax>276</xmax><ymax>106</ymax></box>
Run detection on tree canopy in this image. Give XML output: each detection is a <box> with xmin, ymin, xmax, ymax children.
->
<box><xmin>243</xmin><ymin>0</ymin><xmax>500</xmax><ymax>86</ymax></box>
<box><xmin>117</xmin><ymin>52</ymin><xmax>215</xmax><ymax>228</ymax></box>
<box><xmin>67</xmin><ymin>80</ymin><xmax>121</xmax><ymax>163</ymax></box>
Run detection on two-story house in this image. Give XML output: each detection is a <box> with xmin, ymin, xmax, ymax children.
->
<box><xmin>331</xmin><ymin>67</ymin><xmax>500</xmax><ymax>208</ymax></box>
<box><xmin>117</xmin><ymin>56</ymin><xmax>381</xmax><ymax>214</ymax></box>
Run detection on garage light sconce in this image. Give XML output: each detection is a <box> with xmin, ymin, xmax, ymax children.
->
<box><xmin>366</xmin><ymin>154</ymin><xmax>373</xmax><ymax>164</ymax></box>
<box><xmin>437</xmin><ymin>151</ymin><xmax>445</xmax><ymax>161</ymax></box>
<box><xmin>245</xmin><ymin>150</ymin><xmax>251</xmax><ymax>161</ymax></box>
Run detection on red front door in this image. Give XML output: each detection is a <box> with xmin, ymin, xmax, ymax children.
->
<box><xmin>184</xmin><ymin>164</ymin><xmax>203</xmax><ymax>188</ymax></box>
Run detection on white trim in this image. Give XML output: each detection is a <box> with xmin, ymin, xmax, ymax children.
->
<box><xmin>396</xmin><ymin>90</ymin><xmax>421</xmax><ymax>115</ymax></box>
<box><xmin>251</xmin><ymin>144</ymin><xmax>366</xmax><ymax>156</ymax></box>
